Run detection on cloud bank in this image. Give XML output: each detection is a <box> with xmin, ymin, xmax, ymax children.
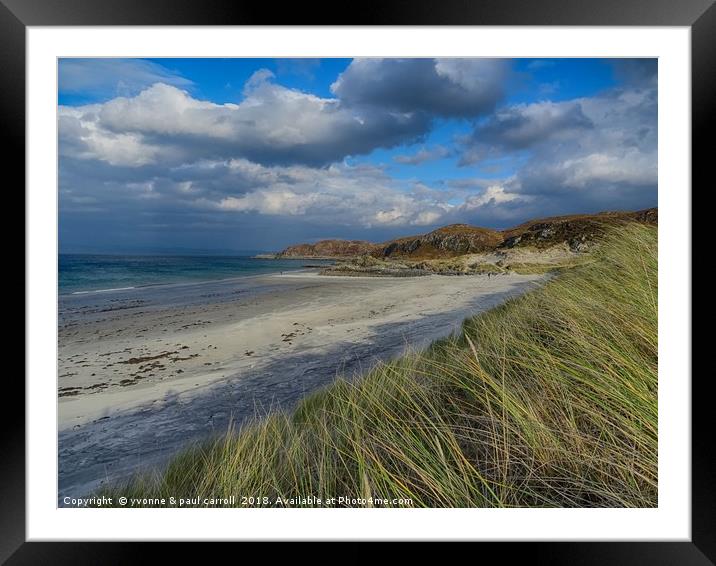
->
<box><xmin>58</xmin><ymin>58</ymin><xmax>657</xmax><ymax>251</ymax></box>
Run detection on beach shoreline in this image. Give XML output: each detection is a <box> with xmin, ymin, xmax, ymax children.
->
<box><xmin>59</xmin><ymin>270</ymin><xmax>545</xmax><ymax>501</ymax></box>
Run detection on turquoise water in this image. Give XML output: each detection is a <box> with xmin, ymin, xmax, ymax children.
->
<box><xmin>58</xmin><ymin>254</ymin><xmax>333</xmax><ymax>294</ymax></box>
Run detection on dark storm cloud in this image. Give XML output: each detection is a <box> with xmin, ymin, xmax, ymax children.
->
<box><xmin>460</xmin><ymin>100</ymin><xmax>594</xmax><ymax>164</ymax></box>
<box><xmin>331</xmin><ymin>58</ymin><xmax>509</xmax><ymax>118</ymax></box>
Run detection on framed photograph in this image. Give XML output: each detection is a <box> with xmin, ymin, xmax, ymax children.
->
<box><xmin>9</xmin><ymin>0</ymin><xmax>709</xmax><ymax>559</ymax></box>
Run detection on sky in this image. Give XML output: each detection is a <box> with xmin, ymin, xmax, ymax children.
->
<box><xmin>58</xmin><ymin>57</ymin><xmax>657</xmax><ymax>253</ymax></box>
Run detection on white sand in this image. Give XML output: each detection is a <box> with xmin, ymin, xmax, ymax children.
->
<box><xmin>58</xmin><ymin>271</ymin><xmax>545</xmax><ymax>499</ymax></box>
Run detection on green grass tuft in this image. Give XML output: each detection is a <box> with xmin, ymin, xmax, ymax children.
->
<box><xmin>100</xmin><ymin>223</ymin><xmax>657</xmax><ymax>508</ymax></box>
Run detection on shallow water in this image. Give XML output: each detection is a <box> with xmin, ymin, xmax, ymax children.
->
<box><xmin>59</xmin><ymin>253</ymin><xmax>333</xmax><ymax>294</ymax></box>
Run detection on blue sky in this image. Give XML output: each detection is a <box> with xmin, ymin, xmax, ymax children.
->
<box><xmin>58</xmin><ymin>58</ymin><xmax>657</xmax><ymax>253</ymax></box>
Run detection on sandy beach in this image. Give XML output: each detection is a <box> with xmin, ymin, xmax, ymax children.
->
<box><xmin>59</xmin><ymin>270</ymin><xmax>545</xmax><ymax>501</ymax></box>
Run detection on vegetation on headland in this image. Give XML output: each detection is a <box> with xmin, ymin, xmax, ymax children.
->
<box><xmin>100</xmin><ymin>223</ymin><xmax>657</xmax><ymax>508</ymax></box>
<box><xmin>319</xmin><ymin>243</ymin><xmax>583</xmax><ymax>277</ymax></box>
<box><xmin>276</xmin><ymin>207</ymin><xmax>657</xmax><ymax>260</ymax></box>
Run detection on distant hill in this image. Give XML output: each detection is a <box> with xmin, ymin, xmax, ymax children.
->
<box><xmin>278</xmin><ymin>239</ymin><xmax>379</xmax><ymax>258</ymax></box>
<box><xmin>276</xmin><ymin>208</ymin><xmax>658</xmax><ymax>259</ymax></box>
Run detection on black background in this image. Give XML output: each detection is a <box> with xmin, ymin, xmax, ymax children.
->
<box><xmin>4</xmin><ymin>0</ymin><xmax>710</xmax><ymax>561</ymax></box>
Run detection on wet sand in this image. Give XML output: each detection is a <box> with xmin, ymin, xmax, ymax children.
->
<box><xmin>58</xmin><ymin>271</ymin><xmax>545</xmax><ymax>501</ymax></box>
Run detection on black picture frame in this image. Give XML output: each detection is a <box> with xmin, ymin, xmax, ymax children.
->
<box><xmin>6</xmin><ymin>0</ymin><xmax>709</xmax><ymax>560</ymax></box>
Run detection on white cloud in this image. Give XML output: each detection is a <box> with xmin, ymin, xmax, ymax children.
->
<box><xmin>59</xmin><ymin>75</ymin><xmax>430</xmax><ymax>168</ymax></box>
<box><xmin>460</xmin><ymin>185</ymin><xmax>524</xmax><ymax>209</ymax></box>
<box><xmin>59</xmin><ymin>106</ymin><xmax>165</xmax><ymax>167</ymax></box>
<box><xmin>459</xmin><ymin>82</ymin><xmax>657</xmax><ymax>212</ymax></box>
<box><xmin>192</xmin><ymin>161</ymin><xmax>453</xmax><ymax>227</ymax></box>
<box><xmin>433</xmin><ymin>58</ymin><xmax>506</xmax><ymax>96</ymax></box>
<box><xmin>558</xmin><ymin>150</ymin><xmax>657</xmax><ymax>189</ymax></box>
<box><xmin>218</xmin><ymin>191</ymin><xmax>320</xmax><ymax>216</ymax></box>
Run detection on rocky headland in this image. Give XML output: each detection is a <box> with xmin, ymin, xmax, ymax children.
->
<box><xmin>274</xmin><ymin>208</ymin><xmax>658</xmax><ymax>276</ymax></box>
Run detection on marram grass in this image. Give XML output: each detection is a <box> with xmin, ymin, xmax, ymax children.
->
<box><xmin>101</xmin><ymin>223</ymin><xmax>657</xmax><ymax>508</ymax></box>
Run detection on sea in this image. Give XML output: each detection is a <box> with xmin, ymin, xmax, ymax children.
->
<box><xmin>58</xmin><ymin>254</ymin><xmax>333</xmax><ymax>295</ymax></box>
